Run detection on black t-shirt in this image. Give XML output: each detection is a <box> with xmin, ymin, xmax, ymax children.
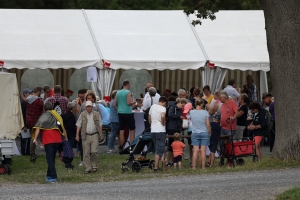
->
<box><xmin>210</xmin><ymin>122</ymin><xmax>221</xmax><ymax>145</ymax></box>
<box><xmin>237</xmin><ymin>104</ymin><xmax>248</xmax><ymax>126</ymax></box>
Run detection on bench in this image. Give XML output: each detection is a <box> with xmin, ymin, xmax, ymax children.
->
<box><xmin>102</xmin><ymin>127</ymin><xmax>111</xmax><ymax>144</ymax></box>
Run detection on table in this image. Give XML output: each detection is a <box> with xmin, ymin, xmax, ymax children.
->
<box><xmin>124</xmin><ymin>111</ymin><xmax>145</xmax><ymax>148</ymax></box>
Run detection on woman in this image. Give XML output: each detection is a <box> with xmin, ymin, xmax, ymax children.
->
<box><xmin>80</xmin><ymin>92</ymin><xmax>101</xmax><ymax>114</ymax></box>
<box><xmin>190</xmin><ymin>99</ymin><xmax>211</xmax><ymax>169</ymax></box>
<box><xmin>33</xmin><ymin>102</ymin><xmax>67</xmax><ymax>183</ymax></box>
<box><xmin>208</xmin><ymin>89</ymin><xmax>222</xmax><ymax>116</ymax></box>
<box><xmin>166</xmin><ymin>98</ymin><xmax>187</xmax><ymax>166</ymax></box>
<box><xmin>107</xmin><ymin>90</ymin><xmax>120</xmax><ymax>153</ymax></box>
<box><xmin>234</xmin><ymin>93</ymin><xmax>249</xmax><ymax>141</ymax></box>
<box><xmin>61</xmin><ymin>102</ymin><xmax>77</xmax><ymax>169</ymax></box>
<box><xmin>202</xmin><ymin>85</ymin><xmax>214</xmax><ymax>105</ymax></box>
<box><xmin>247</xmin><ymin>102</ymin><xmax>268</xmax><ymax>162</ymax></box>
<box><xmin>189</xmin><ymin>87</ymin><xmax>201</xmax><ymax>108</ymax></box>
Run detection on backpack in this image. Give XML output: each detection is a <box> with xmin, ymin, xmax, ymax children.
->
<box><xmin>53</xmin><ymin>97</ymin><xmax>62</xmax><ymax>115</ymax></box>
<box><xmin>264</xmin><ymin>109</ymin><xmax>273</xmax><ymax>133</ymax></box>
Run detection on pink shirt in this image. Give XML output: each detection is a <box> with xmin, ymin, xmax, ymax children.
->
<box><xmin>220</xmin><ymin>100</ymin><xmax>238</xmax><ymax>130</ymax></box>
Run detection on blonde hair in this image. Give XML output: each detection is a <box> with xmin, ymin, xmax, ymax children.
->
<box><xmin>174</xmin><ymin>133</ymin><xmax>181</xmax><ymax>141</ymax></box>
<box><xmin>87</xmin><ymin>90</ymin><xmax>95</xmax><ymax>95</ymax></box>
<box><xmin>176</xmin><ymin>98</ymin><xmax>188</xmax><ymax>104</ymax></box>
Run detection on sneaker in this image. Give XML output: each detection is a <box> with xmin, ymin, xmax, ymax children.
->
<box><xmin>206</xmin><ymin>162</ymin><xmax>210</xmax><ymax>167</ymax></box>
<box><xmin>84</xmin><ymin>170</ymin><xmax>91</xmax><ymax>174</ymax></box>
<box><xmin>107</xmin><ymin>149</ymin><xmax>116</xmax><ymax>153</ymax></box>
<box><xmin>79</xmin><ymin>161</ymin><xmax>84</xmax><ymax>167</ymax></box>
<box><xmin>166</xmin><ymin>162</ymin><xmax>173</xmax><ymax>167</ymax></box>
<box><xmin>46</xmin><ymin>177</ymin><xmax>57</xmax><ymax>183</ymax></box>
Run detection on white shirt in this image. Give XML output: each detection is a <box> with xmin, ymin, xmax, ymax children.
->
<box><xmin>149</xmin><ymin>104</ymin><xmax>166</xmax><ymax>133</ymax></box>
<box><xmin>142</xmin><ymin>95</ymin><xmax>160</xmax><ymax>110</ymax></box>
<box><xmin>142</xmin><ymin>92</ymin><xmax>160</xmax><ymax>109</ymax></box>
<box><xmin>76</xmin><ymin>112</ymin><xmax>102</xmax><ymax>134</ymax></box>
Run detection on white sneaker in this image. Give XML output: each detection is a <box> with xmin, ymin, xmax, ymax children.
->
<box><xmin>79</xmin><ymin>161</ymin><xmax>84</xmax><ymax>167</ymax></box>
<box><xmin>107</xmin><ymin>149</ymin><xmax>116</xmax><ymax>154</ymax></box>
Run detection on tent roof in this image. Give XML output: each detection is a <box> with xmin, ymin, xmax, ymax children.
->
<box><xmin>0</xmin><ymin>9</ymin><xmax>269</xmax><ymax>71</ymax></box>
<box><xmin>0</xmin><ymin>9</ymin><xmax>99</xmax><ymax>69</ymax></box>
<box><xmin>190</xmin><ymin>10</ymin><xmax>269</xmax><ymax>71</ymax></box>
<box><xmin>85</xmin><ymin>10</ymin><xmax>206</xmax><ymax>70</ymax></box>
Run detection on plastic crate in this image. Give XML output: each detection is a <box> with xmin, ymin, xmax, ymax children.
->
<box><xmin>0</xmin><ymin>140</ymin><xmax>14</xmax><ymax>155</ymax></box>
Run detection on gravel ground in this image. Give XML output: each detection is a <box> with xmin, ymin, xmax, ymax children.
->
<box><xmin>1</xmin><ymin>168</ymin><xmax>300</xmax><ymax>199</ymax></box>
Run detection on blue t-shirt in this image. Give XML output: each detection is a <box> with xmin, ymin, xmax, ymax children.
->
<box><xmin>109</xmin><ymin>99</ymin><xmax>119</xmax><ymax>123</ymax></box>
<box><xmin>190</xmin><ymin>110</ymin><xmax>209</xmax><ymax>133</ymax></box>
<box><xmin>98</xmin><ymin>103</ymin><xmax>110</xmax><ymax>125</ymax></box>
<box><xmin>116</xmin><ymin>89</ymin><xmax>132</xmax><ymax>114</ymax></box>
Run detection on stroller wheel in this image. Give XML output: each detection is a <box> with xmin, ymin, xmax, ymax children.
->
<box><xmin>5</xmin><ymin>164</ymin><xmax>12</xmax><ymax>175</ymax></box>
<box><xmin>237</xmin><ymin>158</ymin><xmax>245</xmax><ymax>166</ymax></box>
<box><xmin>149</xmin><ymin>160</ymin><xmax>154</xmax><ymax>169</ymax></box>
<box><xmin>132</xmin><ymin>161</ymin><xmax>141</xmax><ymax>173</ymax></box>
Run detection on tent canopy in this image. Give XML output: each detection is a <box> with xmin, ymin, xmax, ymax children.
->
<box><xmin>0</xmin><ymin>9</ymin><xmax>99</xmax><ymax>69</ymax></box>
<box><xmin>85</xmin><ymin>10</ymin><xmax>206</xmax><ymax>70</ymax></box>
<box><xmin>189</xmin><ymin>11</ymin><xmax>269</xmax><ymax>71</ymax></box>
<box><xmin>0</xmin><ymin>9</ymin><xmax>269</xmax><ymax>71</ymax></box>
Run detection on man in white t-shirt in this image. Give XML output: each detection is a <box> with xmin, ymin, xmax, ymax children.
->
<box><xmin>148</xmin><ymin>96</ymin><xmax>168</xmax><ymax>172</ymax></box>
<box><xmin>143</xmin><ymin>82</ymin><xmax>160</xmax><ymax>108</ymax></box>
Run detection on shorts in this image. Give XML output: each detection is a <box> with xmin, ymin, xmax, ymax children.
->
<box><xmin>254</xmin><ymin>136</ymin><xmax>264</xmax><ymax>145</ymax></box>
<box><xmin>118</xmin><ymin>113</ymin><xmax>135</xmax><ymax>130</ymax></box>
<box><xmin>173</xmin><ymin>155</ymin><xmax>182</xmax><ymax>163</ymax></box>
<box><xmin>167</xmin><ymin>129</ymin><xmax>179</xmax><ymax>152</ymax></box>
<box><xmin>221</xmin><ymin>129</ymin><xmax>236</xmax><ymax>139</ymax></box>
<box><xmin>151</xmin><ymin>132</ymin><xmax>166</xmax><ymax>157</ymax></box>
<box><xmin>191</xmin><ymin>132</ymin><xmax>210</xmax><ymax>147</ymax></box>
<box><xmin>209</xmin><ymin>144</ymin><xmax>218</xmax><ymax>153</ymax></box>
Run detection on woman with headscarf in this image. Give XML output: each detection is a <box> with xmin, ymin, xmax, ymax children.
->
<box><xmin>32</xmin><ymin>102</ymin><xmax>67</xmax><ymax>183</ymax></box>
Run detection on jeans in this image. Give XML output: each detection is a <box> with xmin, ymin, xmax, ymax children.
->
<box><xmin>108</xmin><ymin>122</ymin><xmax>119</xmax><ymax>150</ymax></box>
<box><xmin>44</xmin><ymin>143</ymin><xmax>60</xmax><ymax>179</ymax></box>
<box><xmin>191</xmin><ymin>132</ymin><xmax>210</xmax><ymax>146</ymax></box>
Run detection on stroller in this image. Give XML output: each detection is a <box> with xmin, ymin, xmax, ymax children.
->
<box><xmin>120</xmin><ymin>130</ymin><xmax>155</xmax><ymax>173</ymax></box>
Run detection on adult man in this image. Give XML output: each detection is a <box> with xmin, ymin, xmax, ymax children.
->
<box><xmin>223</xmin><ymin>79</ymin><xmax>240</xmax><ymax>105</ymax></box>
<box><xmin>148</xmin><ymin>96</ymin><xmax>168</xmax><ymax>171</ymax></box>
<box><xmin>20</xmin><ymin>88</ymin><xmax>32</xmax><ymax>155</ymax></box>
<box><xmin>143</xmin><ymin>87</ymin><xmax>159</xmax><ymax>110</ymax></box>
<box><xmin>219</xmin><ymin>91</ymin><xmax>239</xmax><ymax>136</ymax></box>
<box><xmin>242</xmin><ymin>75</ymin><xmax>258</xmax><ymax>104</ymax></box>
<box><xmin>114</xmin><ymin>80</ymin><xmax>136</xmax><ymax>147</ymax></box>
<box><xmin>26</xmin><ymin>86</ymin><xmax>44</xmax><ymax>161</ymax></box>
<box><xmin>178</xmin><ymin>88</ymin><xmax>188</xmax><ymax>98</ymax></box>
<box><xmin>75</xmin><ymin>101</ymin><xmax>103</xmax><ymax>174</ymax></box>
<box><xmin>45</xmin><ymin>85</ymin><xmax>69</xmax><ymax>115</ymax></box>
<box><xmin>40</xmin><ymin>85</ymin><xmax>51</xmax><ymax>101</ymax></box>
<box><xmin>142</xmin><ymin>82</ymin><xmax>161</xmax><ymax>107</ymax></box>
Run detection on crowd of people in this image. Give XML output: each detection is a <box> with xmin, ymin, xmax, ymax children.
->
<box><xmin>19</xmin><ymin>75</ymin><xmax>275</xmax><ymax>182</ymax></box>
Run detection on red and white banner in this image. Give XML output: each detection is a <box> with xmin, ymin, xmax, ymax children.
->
<box><xmin>0</xmin><ymin>60</ymin><xmax>4</xmax><ymax>67</ymax></box>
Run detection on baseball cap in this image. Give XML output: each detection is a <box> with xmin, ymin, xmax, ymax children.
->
<box><xmin>85</xmin><ymin>101</ymin><xmax>93</xmax><ymax>107</ymax></box>
<box><xmin>22</xmin><ymin>88</ymin><xmax>32</xmax><ymax>95</ymax></box>
<box><xmin>183</xmin><ymin>102</ymin><xmax>193</xmax><ymax>113</ymax></box>
<box><xmin>213</xmin><ymin>113</ymin><xmax>221</xmax><ymax>121</ymax></box>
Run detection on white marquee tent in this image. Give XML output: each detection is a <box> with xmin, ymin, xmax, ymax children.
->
<box><xmin>0</xmin><ymin>9</ymin><xmax>269</xmax><ymax>97</ymax></box>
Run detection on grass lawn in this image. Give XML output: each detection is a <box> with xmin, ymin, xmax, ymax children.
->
<box><xmin>276</xmin><ymin>188</ymin><xmax>300</xmax><ymax>200</ymax></box>
<box><xmin>0</xmin><ymin>154</ymin><xmax>300</xmax><ymax>184</ymax></box>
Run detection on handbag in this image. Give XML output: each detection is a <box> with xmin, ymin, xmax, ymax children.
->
<box><xmin>182</xmin><ymin>119</ymin><xmax>189</xmax><ymax>128</ymax></box>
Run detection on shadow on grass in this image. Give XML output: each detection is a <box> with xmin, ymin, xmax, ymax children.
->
<box><xmin>0</xmin><ymin>154</ymin><xmax>300</xmax><ymax>184</ymax></box>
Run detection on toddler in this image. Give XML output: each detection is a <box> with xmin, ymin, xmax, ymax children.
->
<box><xmin>171</xmin><ymin>133</ymin><xmax>185</xmax><ymax>169</ymax></box>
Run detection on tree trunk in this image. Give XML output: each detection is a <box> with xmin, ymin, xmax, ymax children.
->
<box><xmin>261</xmin><ymin>0</ymin><xmax>300</xmax><ymax>159</ymax></box>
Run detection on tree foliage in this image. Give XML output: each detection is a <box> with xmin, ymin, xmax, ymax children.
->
<box><xmin>0</xmin><ymin>0</ymin><xmax>261</xmax><ymax>10</ymax></box>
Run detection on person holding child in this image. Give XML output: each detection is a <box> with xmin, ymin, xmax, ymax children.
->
<box><xmin>190</xmin><ymin>99</ymin><xmax>212</xmax><ymax>170</ymax></box>
<box><xmin>171</xmin><ymin>133</ymin><xmax>185</xmax><ymax>169</ymax></box>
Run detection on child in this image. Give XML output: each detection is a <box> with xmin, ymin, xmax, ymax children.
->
<box><xmin>207</xmin><ymin>113</ymin><xmax>221</xmax><ymax>167</ymax></box>
<box><xmin>171</xmin><ymin>133</ymin><xmax>185</xmax><ymax>169</ymax></box>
